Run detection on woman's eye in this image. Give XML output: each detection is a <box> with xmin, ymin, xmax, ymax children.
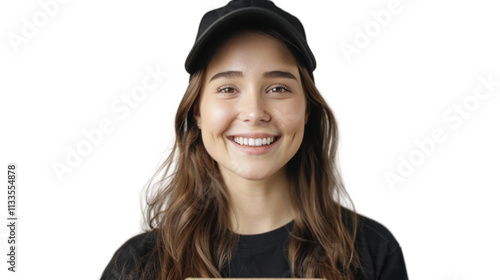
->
<box><xmin>268</xmin><ymin>85</ymin><xmax>290</xmax><ymax>94</ymax></box>
<box><xmin>217</xmin><ymin>86</ymin><xmax>237</xmax><ymax>95</ymax></box>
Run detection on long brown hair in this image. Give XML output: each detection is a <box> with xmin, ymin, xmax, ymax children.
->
<box><xmin>134</xmin><ymin>28</ymin><xmax>361</xmax><ymax>280</ymax></box>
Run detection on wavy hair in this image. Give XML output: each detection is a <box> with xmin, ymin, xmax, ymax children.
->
<box><xmin>132</xmin><ymin>27</ymin><xmax>361</xmax><ymax>280</ymax></box>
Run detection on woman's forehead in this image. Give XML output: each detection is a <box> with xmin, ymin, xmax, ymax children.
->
<box><xmin>206</xmin><ymin>31</ymin><xmax>299</xmax><ymax>76</ymax></box>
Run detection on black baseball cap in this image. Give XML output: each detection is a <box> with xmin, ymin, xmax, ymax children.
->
<box><xmin>185</xmin><ymin>0</ymin><xmax>316</xmax><ymax>79</ymax></box>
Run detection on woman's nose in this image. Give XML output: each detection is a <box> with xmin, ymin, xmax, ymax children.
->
<box><xmin>239</xmin><ymin>90</ymin><xmax>271</xmax><ymax>124</ymax></box>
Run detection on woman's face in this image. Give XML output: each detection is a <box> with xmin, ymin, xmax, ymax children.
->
<box><xmin>195</xmin><ymin>31</ymin><xmax>308</xmax><ymax>184</ymax></box>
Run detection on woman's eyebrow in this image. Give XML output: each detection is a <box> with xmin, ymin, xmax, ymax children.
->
<box><xmin>263</xmin><ymin>71</ymin><xmax>297</xmax><ymax>81</ymax></box>
<box><xmin>209</xmin><ymin>71</ymin><xmax>243</xmax><ymax>82</ymax></box>
<box><xmin>209</xmin><ymin>70</ymin><xmax>297</xmax><ymax>82</ymax></box>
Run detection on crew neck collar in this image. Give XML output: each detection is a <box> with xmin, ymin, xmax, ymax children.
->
<box><xmin>237</xmin><ymin>220</ymin><xmax>294</xmax><ymax>246</ymax></box>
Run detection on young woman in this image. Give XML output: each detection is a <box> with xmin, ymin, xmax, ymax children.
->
<box><xmin>101</xmin><ymin>1</ymin><xmax>408</xmax><ymax>279</ymax></box>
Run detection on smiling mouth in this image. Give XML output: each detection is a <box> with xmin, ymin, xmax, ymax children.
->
<box><xmin>231</xmin><ymin>136</ymin><xmax>278</xmax><ymax>146</ymax></box>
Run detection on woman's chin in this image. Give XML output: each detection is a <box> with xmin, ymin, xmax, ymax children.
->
<box><xmin>240</xmin><ymin>172</ymin><xmax>274</xmax><ymax>181</ymax></box>
<box><xmin>220</xmin><ymin>164</ymin><xmax>286</xmax><ymax>183</ymax></box>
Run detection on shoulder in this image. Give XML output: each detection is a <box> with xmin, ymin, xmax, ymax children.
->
<box><xmin>101</xmin><ymin>231</ymin><xmax>159</xmax><ymax>280</ymax></box>
<box><xmin>356</xmin><ymin>214</ymin><xmax>401</xmax><ymax>251</ymax></box>
<box><xmin>347</xmin><ymin>210</ymin><xmax>408</xmax><ymax>280</ymax></box>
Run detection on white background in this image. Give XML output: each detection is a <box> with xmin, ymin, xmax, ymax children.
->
<box><xmin>1</xmin><ymin>0</ymin><xmax>499</xmax><ymax>279</ymax></box>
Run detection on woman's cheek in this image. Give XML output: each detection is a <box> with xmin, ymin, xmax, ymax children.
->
<box><xmin>274</xmin><ymin>100</ymin><xmax>307</xmax><ymax>128</ymax></box>
<box><xmin>203</xmin><ymin>101</ymin><xmax>235</xmax><ymax>133</ymax></box>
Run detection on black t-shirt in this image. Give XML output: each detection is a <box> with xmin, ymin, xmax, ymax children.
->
<box><xmin>101</xmin><ymin>215</ymin><xmax>408</xmax><ymax>279</ymax></box>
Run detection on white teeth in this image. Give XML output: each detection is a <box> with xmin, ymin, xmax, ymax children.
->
<box><xmin>233</xmin><ymin>137</ymin><xmax>275</xmax><ymax>146</ymax></box>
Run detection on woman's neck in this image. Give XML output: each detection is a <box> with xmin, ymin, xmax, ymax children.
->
<box><xmin>222</xmin><ymin>168</ymin><xmax>295</xmax><ymax>235</ymax></box>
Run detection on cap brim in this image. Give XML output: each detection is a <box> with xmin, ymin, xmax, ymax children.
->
<box><xmin>185</xmin><ymin>7</ymin><xmax>316</xmax><ymax>75</ymax></box>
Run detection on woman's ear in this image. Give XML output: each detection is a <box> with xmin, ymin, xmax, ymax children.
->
<box><xmin>305</xmin><ymin>103</ymin><xmax>310</xmax><ymax>125</ymax></box>
<box><xmin>193</xmin><ymin>102</ymin><xmax>201</xmax><ymax>128</ymax></box>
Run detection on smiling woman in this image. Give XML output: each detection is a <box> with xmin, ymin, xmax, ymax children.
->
<box><xmin>100</xmin><ymin>1</ymin><xmax>408</xmax><ymax>280</ymax></box>
<box><xmin>196</xmin><ymin>31</ymin><xmax>307</xmax><ymax>185</ymax></box>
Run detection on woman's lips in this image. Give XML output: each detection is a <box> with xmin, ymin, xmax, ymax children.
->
<box><xmin>232</xmin><ymin>136</ymin><xmax>276</xmax><ymax>146</ymax></box>
<box><xmin>227</xmin><ymin>135</ymin><xmax>281</xmax><ymax>155</ymax></box>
